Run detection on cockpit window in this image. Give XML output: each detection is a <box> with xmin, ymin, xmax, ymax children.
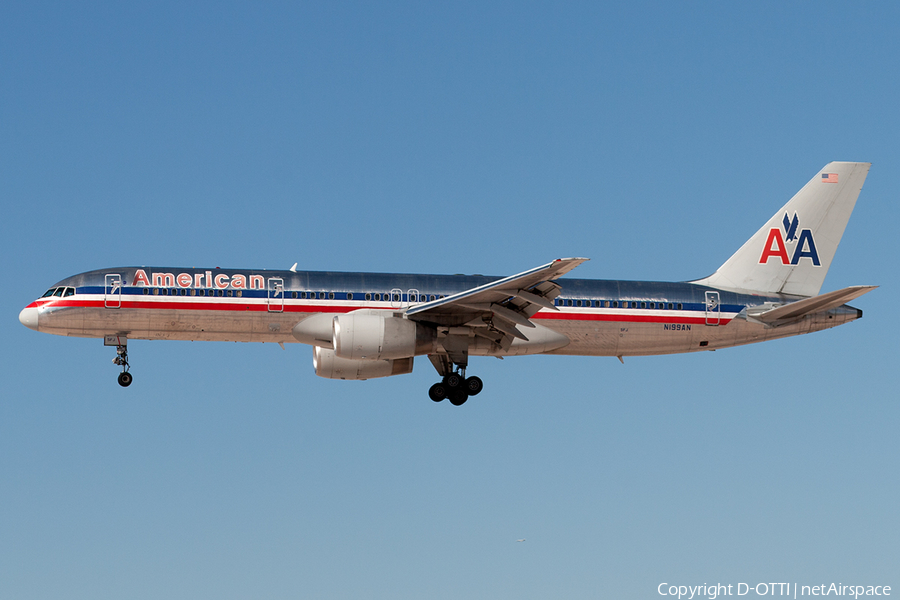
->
<box><xmin>52</xmin><ymin>288</ymin><xmax>65</xmax><ymax>297</ymax></box>
<box><xmin>41</xmin><ymin>288</ymin><xmax>57</xmax><ymax>298</ymax></box>
<box><xmin>63</xmin><ymin>287</ymin><xmax>75</xmax><ymax>297</ymax></box>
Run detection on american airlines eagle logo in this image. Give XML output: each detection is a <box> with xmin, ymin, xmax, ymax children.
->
<box><xmin>759</xmin><ymin>212</ymin><xmax>821</xmax><ymax>266</ymax></box>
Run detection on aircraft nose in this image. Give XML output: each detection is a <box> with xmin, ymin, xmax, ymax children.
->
<box><xmin>19</xmin><ymin>306</ymin><xmax>39</xmax><ymax>331</ymax></box>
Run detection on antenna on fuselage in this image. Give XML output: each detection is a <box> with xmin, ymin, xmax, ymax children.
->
<box><xmin>290</xmin><ymin>263</ymin><xmax>297</xmax><ymax>272</ymax></box>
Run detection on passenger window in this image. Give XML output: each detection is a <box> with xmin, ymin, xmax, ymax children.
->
<box><xmin>153</xmin><ymin>288</ymin><xmax>159</xmax><ymax>295</ymax></box>
<box><xmin>236</xmin><ymin>290</ymin><xmax>242</xmax><ymax>297</ymax></box>
<box><xmin>227</xmin><ymin>290</ymin><xmax>233</xmax><ymax>297</ymax></box>
<box><xmin>641</xmin><ymin>302</ymin><xmax>646</xmax><ymax>309</ymax></box>
<box><xmin>677</xmin><ymin>303</ymin><xmax>683</xmax><ymax>310</ymax></box>
<box><xmin>430</xmin><ymin>295</ymin><xmax>436</xmax><ymax>301</ymax></box>
<box><xmin>190</xmin><ymin>289</ymin><xmax>196</xmax><ymax>296</ymax></box>
<box><xmin>365</xmin><ymin>293</ymin><xmax>371</xmax><ymax>301</ymax></box>
<box><xmin>291</xmin><ymin>291</ymin><xmax>298</xmax><ymax>299</ymax></box>
<box><xmin>604</xmin><ymin>301</ymin><xmax>610</xmax><ymax>308</ymax></box>
<box><xmin>143</xmin><ymin>288</ymin><xmax>149</xmax><ymax>295</ymax></box>
<box><xmin>328</xmin><ymin>292</ymin><xmax>334</xmax><ymax>300</ymax></box>
<box><xmin>668</xmin><ymin>303</ymin><xmax>674</xmax><ymax>309</ymax></box>
<box><xmin>347</xmin><ymin>293</ymin><xmax>353</xmax><ymax>300</ymax></box>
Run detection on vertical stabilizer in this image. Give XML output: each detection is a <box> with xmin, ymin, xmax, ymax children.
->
<box><xmin>693</xmin><ymin>162</ymin><xmax>870</xmax><ymax>297</ymax></box>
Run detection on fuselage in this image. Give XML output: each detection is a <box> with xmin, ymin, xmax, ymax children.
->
<box><xmin>19</xmin><ymin>266</ymin><xmax>862</xmax><ymax>358</ymax></box>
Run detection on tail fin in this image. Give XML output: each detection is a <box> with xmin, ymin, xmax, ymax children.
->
<box><xmin>693</xmin><ymin>161</ymin><xmax>870</xmax><ymax>297</ymax></box>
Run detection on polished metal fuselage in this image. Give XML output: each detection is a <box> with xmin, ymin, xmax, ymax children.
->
<box><xmin>22</xmin><ymin>266</ymin><xmax>862</xmax><ymax>358</ymax></box>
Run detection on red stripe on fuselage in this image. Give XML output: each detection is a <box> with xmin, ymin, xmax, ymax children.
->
<box><xmin>535</xmin><ymin>312</ymin><xmax>732</xmax><ymax>325</ymax></box>
<box><xmin>36</xmin><ymin>298</ymin><xmax>733</xmax><ymax>325</ymax></box>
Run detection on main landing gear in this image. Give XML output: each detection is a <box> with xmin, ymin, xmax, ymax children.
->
<box><xmin>113</xmin><ymin>344</ymin><xmax>133</xmax><ymax>387</ymax></box>
<box><xmin>428</xmin><ymin>367</ymin><xmax>483</xmax><ymax>406</ymax></box>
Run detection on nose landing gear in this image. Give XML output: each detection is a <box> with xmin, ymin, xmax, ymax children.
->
<box><xmin>113</xmin><ymin>344</ymin><xmax>132</xmax><ymax>387</ymax></box>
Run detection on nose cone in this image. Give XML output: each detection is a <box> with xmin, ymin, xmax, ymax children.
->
<box><xmin>19</xmin><ymin>306</ymin><xmax>39</xmax><ymax>331</ymax></box>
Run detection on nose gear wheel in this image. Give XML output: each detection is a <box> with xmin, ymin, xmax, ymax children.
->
<box><xmin>113</xmin><ymin>344</ymin><xmax>132</xmax><ymax>387</ymax></box>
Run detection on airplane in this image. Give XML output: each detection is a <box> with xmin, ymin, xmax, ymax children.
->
<box><xmin>19</xmin><ymin>162</ymin><xmax>875</xmax><ymax>406</ymax></box>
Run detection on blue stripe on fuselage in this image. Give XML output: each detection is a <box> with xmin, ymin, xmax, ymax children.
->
<box><xmin>50</xmin><ymin>267</ymin><xmax>787</xmax><ymax>311</ymax></box>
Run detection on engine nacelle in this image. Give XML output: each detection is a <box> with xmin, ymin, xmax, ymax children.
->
<box><xmin>333</xmin><ymin>313</ymin><xmax>428</xmax><ymax>360</ymax></box>
<box><xmin>313</xmin><ymin>346</ymin><xmax>413</xmax><ymax>380</ymax></box>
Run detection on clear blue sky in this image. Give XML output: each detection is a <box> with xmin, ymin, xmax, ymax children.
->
<box><xmin>2</xmin><ymin>3</ymin><xmax>898</xmax><ymax>598</ymax></box>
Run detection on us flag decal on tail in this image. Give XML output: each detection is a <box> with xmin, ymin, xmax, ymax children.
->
<box><xmin>821</xmin><ymin>173</ymin><xmax>838</xmax><ymax>183</ymax></box>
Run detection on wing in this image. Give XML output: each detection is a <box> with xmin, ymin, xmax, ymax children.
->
<box><xmin>406</xmin><ymin>258</ymin><xmax>588</xmax><ymax>341</ymax></box>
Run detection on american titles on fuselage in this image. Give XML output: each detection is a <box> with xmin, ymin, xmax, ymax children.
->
<box><xmin>132</xmin><ymin>269</ymin><xmax>265</xmax><ymax>290</ymax></box>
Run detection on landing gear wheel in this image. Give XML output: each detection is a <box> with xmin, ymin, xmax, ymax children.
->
<box><xmin>448</xmin><ymin>388</ymin><xmax>469</xmax><ymax>406</ymax></box>
<box><xmin>429</xmin><ymin>382</ymin><xmax>447</xmax><ymax>402</ymax></box>
<box><xmin>465</xmin><ymin>376</ymin><xmax>483</xmax><ymax>396</ymax></box>
<box><xmin>112</xmin><ymin>344</ymin><xmax>132</xmax><ymax>387</ymax></box>
<box><xmin>445</xmin><ymin>373</ymin><xmax>462</xmax><ymax>388</ymax></box>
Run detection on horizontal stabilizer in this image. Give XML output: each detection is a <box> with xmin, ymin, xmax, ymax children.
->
<box><xmin>748</xmin><ymin>285</ymin><xmax>876</xmax><ymax>324</ymax></box>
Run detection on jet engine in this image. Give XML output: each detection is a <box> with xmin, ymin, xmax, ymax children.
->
<box><xmin>333</xmin><ymin>313</ymin><xmax>433</xmax><ymax>360</ymax></box>
<box><xmin>313</xmin><ymin>346</ymin><xmax>413</xmax><ymax>380</ymax></box>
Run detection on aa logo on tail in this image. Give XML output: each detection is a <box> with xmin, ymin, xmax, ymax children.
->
<box><xmin>759</xmin><ymin>212</ymin><xmax>821</xmax><ymax>266</ymax></box>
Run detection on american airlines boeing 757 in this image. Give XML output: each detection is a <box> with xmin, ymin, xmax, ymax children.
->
<box><xmin>19</xmin><ymin>162</ymin><xmax>875</xmax><ymax>405</ymax></box>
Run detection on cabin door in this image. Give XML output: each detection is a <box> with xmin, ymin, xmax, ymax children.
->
<box><xmin>705</xmin><ymin>291</ymin><xmax>720</xmax><ymax>326</ymax></box>
<box><xmin>104</xmin><ymin>274</ymin><xmax>122</xmax><ymax>308</ymax></box>
<box><xmin>267</xmin><ymin>278</ymin><xmax>284</xmax><ymax>313</ymax></box>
